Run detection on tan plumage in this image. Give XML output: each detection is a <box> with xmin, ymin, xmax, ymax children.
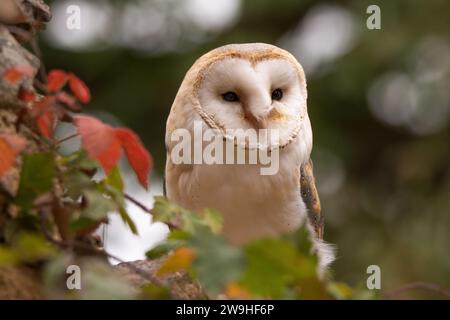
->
<box><xmin>165</xmin><ymin>43</ymin><xmax>334</xmax><ymax>272</ymax></box>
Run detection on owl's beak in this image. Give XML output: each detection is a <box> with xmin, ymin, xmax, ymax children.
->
<box><xmin>244</xmin><ymin>110</ymin><xmax>269</xmax><ymax>129</ymax></box>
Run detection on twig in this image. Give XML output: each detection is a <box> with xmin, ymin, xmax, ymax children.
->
<box><xmin>124</xmin><ymin>193</ymin><xmax>151</xmax><ymax>213</ymax></box>
<box><xmin>384</xmin><ymin>281</ymin><xmax>450</xmax><ymax>299</ymax></box>
<box><xmin>56</xmin><ymin>133</ymin><xmax>79</xmax><ymax>146</ymax></box>
<box><xmin>124</xmin><ymin>193</ymin><xmax>180</xmax><ymax>229</ymax></box>
<box><xmin>33</xmin><ymin>78</ymin><xmax>47</xmax><ymax>93</ymax></box>
<box><xmin>19</xmin><ymin>123</ymin><xmax>52</xmax><ymax>147</ymax></box>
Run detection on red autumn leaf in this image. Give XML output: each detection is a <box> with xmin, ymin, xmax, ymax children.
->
<box><xmin>37</xmin><ymin>109</ymin><xmax>55</xmax><ymax>139</ymax></box>
<box><xmin>115</xmin><ymin>128</ymin><xmax>152</xmax><ymax>189</ymax></box>
<box><xmin>18</xmin><ymin>88</ymin><xmax>36</xmax><ymax>102</ymax></box>
<box><xmin>75</xmin><ymin>116</ymin><xmax>122</xmax><ymax>175</ymax></box>
<box><xmin>57</xmin><ymin>92</ymin><xmax>80</xmax><ymax>111</ymax></box>
<box><xmin>33</xmin><ymin>97</ymin><xmax>56</xmax><ymax>139</ymax></box>
<box><xmin>47</xmin><ymin>69</ymin><xmax>68</xmax><ymax>92</ymax></box>
<box><xmin>74</xmin><ymin>116</ymin><xmax>152</xmax><ymax>188</ymax></box>
<box><xmin>0</xmin><ymin>134</ymin><xmax>26</xmax><ymax>177</ymax></box>
<box><xmin>68</xmin><ymin>73</ymin><xmax>91</xmax><ymax>104</ymax></box>
<box><xmin>3</xmin><ymin>65</ymin><xmax>34</xmax><ymax>85</ymax></box>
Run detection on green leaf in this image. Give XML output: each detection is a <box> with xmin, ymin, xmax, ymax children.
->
<box><xmin>152</xmin><ymin>197</ymin><xmax>224</xmax><ymax>235</ymax></box>
<box><xmin>69</xmin><ymin>216</ymin><xmax>98</xmax><ymax>233</ymax></box>
<box><xmin>287</xmin><ymin>226</ymin><xmax>315</xmax><ymax>255</ymax></box>
<box><xmin>12</xmin><ymin>232</ymin><xmax>57</xmax><ymax>262</ymax></box>
<box><xmin>60</xmin><ymin>150</ymin><xmax>98</xmax><ymax>171</ymax></box>
<box><xmin>61</xmin><ymin>151</ymin><xmax>98</xmax><ymax>200</ymax></box>
<box><xmin>16</xmin><ymin>152</ymin><xmax>56</xmax><ymax>208</ymax></box>
<box><xmin>200</xmin><ymin>208</ymin><xmax>223</xmax><ymax>234</ymax></box>
<box><xmin>119</xmin><ymin>206</ymin><xmax>138</xmax><ymax>235</ymax></box>
<box><xmin>81</xmin><ymin>189</ymin><xmax>118</xmax><ymax>220</ymax></box>
<box><xmin>146</xmin><ymin>241</ymin><xmax>182</xmax><ymax>260</ymax></box>
<box><xmin>168</xmin><ymin>230</ymin><xmax>190</xmax><ymax>241</ymax></box>
<box><xmin>105</xmin><ymin>166</ymin><xmax>124</xmax><ymax>191</ymax></box>
<box><xmin>239</xmin><ymin>238</ymin><xmax>298</xmax><ymax>298</ymax></box>
<box><xmin>188</xmin><ymin>228</ymin><xmax>245</xmax><ymax>294</ymax></box>
<box><xmin>151</xmin><ymin>196</ymin><xmax>181</xmax><ymax>222</ymax></box>
<box><xmin>63</xmin><ymin>169</ymin><xmax>94</xmax><ymax>200</ymax></box>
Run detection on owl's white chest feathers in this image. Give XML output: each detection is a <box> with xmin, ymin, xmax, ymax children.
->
<box><xmin>166</xmin><ymin>133</ymin><xmax>310</xmax><ymax>245</ymax></box>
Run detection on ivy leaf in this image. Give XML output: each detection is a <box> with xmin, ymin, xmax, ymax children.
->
<box><xmin>18</xmin><ymin>88</ymin><xmax>36</xmax><ymax>102</ymax></box>
<box><xmin>115</xmin><ymin>128</ymin><xmax>152</xmax><ymax>190</ymax></box>
<box><xmin>70</xmin><ymin>216</ymin><xmax>100</xmax><ymax>235</ymax></box>
<box><xmin>75</xmin><ymin>115</ymin><xmax>122</xmax><ymax>175</ymax></box>
<box><xmin>33</xmin><ymin>97</ymin><xmax>56</xmax><ymax>138</ymax></box>
<box><xmin>103</xmin><ymin>167</ymin><xmax>138</xmax><ymax>234</ymax></box>
<box><xmin>151</xmin><ymin>197</ymin><xmax>223</xmax><ymax>234</ymax></box>
<box><xmin>81</xmin><ymin>189</ymin><xmax>118</xmax><ymax>221</ymax></box>
<box><xmin>75</xmin><ymin>116</ymin><xmax>152</xmax><ymax>189</ymax></box>
<box><xmin>63</xmin><ymin>169</ymin><xmax>95</xmax><ymax>200</ymax></box>
<box><xmin>151</xmin><ymin>196</ymin><xmax>180</xmax><ymax>222</ymax></box>
<box><xmin>68</xmin><ymin>73</ymin><xmax>91</xmax><ymax>104</ymax></box>
<box><xmin>146</xmin><ymin>241</ymin><xmax>183</xmax><ymax>260</ymax></box>
<box><xmin>118</xmin><ymin>206</ymin><xmax>138</xmax><ymax>235</ymax></box>
<box><xmin>200</xmin><ymin>208</ymin><xmax>223</xmax><ymax>234</ymax></box>
<box><xmin>16</xmin><ymin>152</ymin><xmax>56</xmax><ymax>209</ymax></box>
<box><xmin>12</xmin><ymin>232</ymin><xmax>57</xmax><ymax>262</ymax></box>
<box><xmin>239</xmin><ymin>238</ymin><xmax>305</xmax><ymax>298</ymax></box>
<box><xmin>225</xmin><ymin>282</ymin><xmax>252</xmax><ymax>299</ymax></box>
<box><xmin>0</xmin><ymin>134</ymin><xmax>26</xmax><ymax>177</ymax></box>
<box><xmin>239</xmin><ymin>233</ymin><xmax>321</xmax><ymax>299</ymax></box>
<box><xmin>61</xmin><ymin>150</ymin><xmax>99</xmax><ymax>172</ymax></box>
<box><xmin>47</xmin><ymin>69</ymin><xmax>68</xmax><ymax>92</ymax></box>
<box><xmin>56</xmin><ymin>92</ymin><xmax>79</xmax><ymax>111</ymax></box>
<box><xmin>156</xmin><ymin>247</ymin><xmax>196</xmax><ymax>276</ymax></box>
<box><xmin>188</xmin><ymin>228</ymin><xmax>245</xmax><ymax>294</ymax></box>
<box><xmin>105</xmin><ymin>166</ymin><xmax>124</xmax><ymax>191</ymax></box>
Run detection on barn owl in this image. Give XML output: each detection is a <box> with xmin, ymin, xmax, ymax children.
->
<box><xmin>164</xmin><ymin>43</ymin><xmax>334</xmax><ymax>272</ymax></box>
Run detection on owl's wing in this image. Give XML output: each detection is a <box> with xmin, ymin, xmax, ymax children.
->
<box><xmin>300</xmin><ymin>159</ymin><xmax>324</xmax><ymax>239</ymax></box>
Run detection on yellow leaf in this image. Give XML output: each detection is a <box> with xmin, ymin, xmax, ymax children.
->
<box><xmin>156</xmin><ymin>247</ymin><xmax>196</xmax><ymax>276</ymax></box>
<box><xmin>225</xmin><ymin>282</ymin><xmax>252</xmax><ymax>299</ymax></box>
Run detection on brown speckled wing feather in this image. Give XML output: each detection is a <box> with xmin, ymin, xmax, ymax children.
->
<box><xmin>300</xmin><ymin>159</ymin><xmax>324</xmax><ymax>239</ymax></box>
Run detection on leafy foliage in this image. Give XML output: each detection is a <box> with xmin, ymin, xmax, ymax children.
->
<box><xmin>0</xmin><ymin>134</ymin><xmax>26</xmax><ymax>176</ymax></box>
<box><xmin>0</xmin><ymin>61</ymin><xmax>152</xmax><ymax>297</ymax></box>
<box><xmin>147</xmin><ymin>197</ymin><xmax>369</xmax><ymax>299</ymax></box>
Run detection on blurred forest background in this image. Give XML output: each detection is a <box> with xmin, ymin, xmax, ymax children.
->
<box><xmin>39</xmin><ymin>0</ymin><xmax>449</xmax><ymax>298</ymax></box>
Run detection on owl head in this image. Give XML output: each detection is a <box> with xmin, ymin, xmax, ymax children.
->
<box><xmin>170</xmin><ymin>43</ymin><xmax>309</xmax><ymax>150</ymax></box>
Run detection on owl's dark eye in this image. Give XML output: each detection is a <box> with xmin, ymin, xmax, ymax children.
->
<box><xmin>271</xmin><ymin>88</ymin><xmax>283</xmax><ymax>101</ymax></box>
<box><xmin>222</xmin><ymin>91</ymin><xmax>239</xmax><ymax>102</ymax></box>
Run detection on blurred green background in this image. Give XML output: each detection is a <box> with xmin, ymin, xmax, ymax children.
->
<box><xmin>39</xmin><ymin>0</ymin><xmax>449</xmax><ymax>298</ymax></box>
